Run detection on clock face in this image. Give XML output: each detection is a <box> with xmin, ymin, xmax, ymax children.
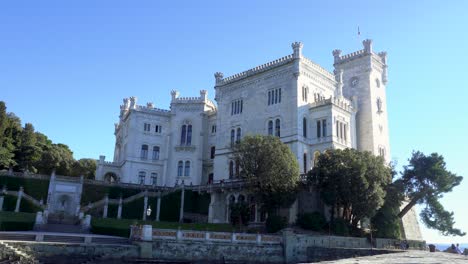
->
<box><xmin>350</xmin><ymin>77</ymin><xmax>359</xmax><ymax>87</ymax></box>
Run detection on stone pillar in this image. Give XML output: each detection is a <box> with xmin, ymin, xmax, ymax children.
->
<box><xmin>254</xmin><ymin>204</ymin><xmax>259</xmax><ymax>222</ymax></box>
<box><xmin>156</xmin><ymin>195</ymin><xmax>161</xmax><ymax>222</ymax></box>
<box><xmin>103</xmin><ymin>195</ymin><xmax>109</xmax><ymax>218</ymax></box>
<box><xmin>34</xmin><ymin>211</ymin><xmax>44</xmax><ymax>230</ymax></box>
<box><xmin>117</xmin><ymin>196</ymin><xmax>123</xmax><ymax>219</ymax></box>
<box><xmin>143</xmin><ymin>191</ymin><xmax>148</xmax><ymax>221</ymax></box>
<box><xmin>0</xmin><ymin>195</ymin><xmax>4</xmax><ymax>212</ymax></box>
<box><xmin>82</xmin><ymin>214</ymin><xmax>91</xmax><ymax>231</ymax></box>
<box><xmin>179</xmin><ymin>185</ymin><xmax>185</xmax><ymax>223</ymax></box>
<box><xmin>282</xmin><ymin>228</ymin><xmax>297</xmax><ymax>264</ymax></box>
<box><xmin>46</xmin><ymin>170</ymin><xmax>56</xmax><ymax>212</ymax></box>
<box><xmin>141</xmin><ymin>225</ymin><xmax>152</xmax><ymax>241</ymax></box>
<box><xmin>8</xmin><ymin>167</ymin><xmax>13</xmax><ymax>175</ymax></box>
<box><xmin>208</xmin><ymin>192</ymin><xmax>215</xmax><ymax>223</ymax></box>
<box><xmin>15</xmin><ymin>186</ymin><xmax>23</xmax><ymax>212</ymax></box>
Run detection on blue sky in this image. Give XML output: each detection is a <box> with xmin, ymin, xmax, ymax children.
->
<box><xmin>1</xmin><ymin>1</ymin><xmax>467</xmax><ymax>243</ymax></box>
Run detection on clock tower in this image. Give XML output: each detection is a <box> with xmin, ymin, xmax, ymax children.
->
<box><xmin>332</xmin><ymin>39</ymin><xmax>391</xmax><ymax>163</ymax></box>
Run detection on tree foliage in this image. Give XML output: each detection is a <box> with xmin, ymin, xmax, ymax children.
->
<box><xmin>397</xmin><ymin>151</ymin><xmax>464</xmax><ymax>236</ymax></box>
<box><xmin>309</xmin><ymin>149</ymin><xmax>392</xmax><ymax>228</ymax></box>
<box><xmin>231</xmin><ymin>135</ymin><xmax>300</xmax><ymax>212</ymax></box>
<box><xmin>0</xmin><ymin>101</ymin><xmax>96</xmax><ymax>178</ymax></box>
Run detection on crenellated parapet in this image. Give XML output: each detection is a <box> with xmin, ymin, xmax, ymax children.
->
<box><xmin>215</xmin><ymin>54</ymin><xmax>294</xmax><ymax>86</ymax></box>
<box><xmin>333</xmin><ymin>39</ymin><xmax>387</xmax><ymax>67</ymax></box>
<box><xmin>170</xmin><ymin>90</ymin><xmax>217</xmax><ymax>110</ymax></box>
<box><xmin>310</xmin><ymin>96</ymin><xmax>356</xmax><ymax>113</ymax></box>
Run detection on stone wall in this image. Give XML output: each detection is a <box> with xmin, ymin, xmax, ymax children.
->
<box><xmin>147</xmin><ymin>240</ymin><xmax>283</xmax><ymax>263</ymax></box>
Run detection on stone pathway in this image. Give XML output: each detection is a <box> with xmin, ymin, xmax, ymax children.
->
<box><xmin>305</xmin><ymin>250</ymin><xmax>467</xmax><ymax>264</ymax></box>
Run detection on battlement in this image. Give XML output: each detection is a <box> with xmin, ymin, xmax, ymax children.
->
<box><xmin>215</xmin><ymin>54</ymin><xmax>294</xmax><ymax>86</ymax></box>
<box><xmin>171</xmin><ymin>90</ymin><xmax>217</xmax><ymax>110</ymax></box>
<box><xmin>333</xmin><ymin>39</ymin><xmax>386</xmax><ymax>66</ymax></box>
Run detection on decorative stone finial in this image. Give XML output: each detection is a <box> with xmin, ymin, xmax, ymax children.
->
<box><xmin>99</xmin><ymin>155</ymin><xmax>105</xmax><ymax>163</ymax></box>
<box><xmin>146</xmin><ymin>102</ymin><xmax>154</xmax><ymax>108</ymax></box>
<box><xmin>332</xmin><ymin>49</ymin><xmax>342</xmax><ymax>63</ymax></box>
<box><xmin>292</xmin><ymin>42</ymin><xmax>303</xmax><ymax>59</ymax></box>
<box><xmin>363</xmin><ymin>39</ymin><xmax>373</xmax><ymax>54</ymax></box>
<box><xmin>171</xmin><ymin>90</ymin><xmax>180</xmax><ymax>101</ymax></box>
<box><xmin>214</xmin><ymin>72</ymin><xmax>224</xmax><ymax>85</ymax></box>
<box><xmin>129</xmin><ymin>96</ymin><xmax>137</xmax><ymax>109</ymax></box>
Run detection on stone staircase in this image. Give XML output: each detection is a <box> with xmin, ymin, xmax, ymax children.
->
<box><xmin>38</xmin><ymin>214</ymin><xmax>87</xmax><ymax>234</ymax></box>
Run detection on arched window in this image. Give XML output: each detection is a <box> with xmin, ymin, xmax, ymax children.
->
<box><xmin>230</xmin><ymin>129</ymin><xmax>235</xmax><ymax>146</ymax></box>
<box><xmin>140</xmin><ymin>145</ymin><xmax>148</xmax><ymax>159</ymax></box>
<box><xmin>268</xmin><ymin>120</ymin><xmax>273</xmax><ymax>135</ymax></box>
<box><xmin>180</xmin><ymin>125</ymin><xmax>187</xmax><ymax>145</ymax></box>
<box><xmin>229</xmin><ymin>161</ymin><xmax>234</xmax><ymax>179</ymax></box>
<box><xmin>138</xmin><ymin>171</ymin><xmax>146</xmax><ymax>185</ymax></box>
<box><xmin>186</xmin><ymin>125</ymin><xmax>192</xmax><ymax>145</ymax></box>
<box><xmin>151</xmin><ymin>172</ymin><xmax>158</xmax><ymax>185</ymax></box>
<box><xmin>235</xmin><ymin>159</ymin><xmax>240</xmax><ymax>178</ymax></box>
<box><xmin>152</xmin><ymin>146</ymin><xmax>160</xmax><ymax>160</ymax></box>
<box><xmin>303</xmin><ymin>153</ymin><xmax>307</xmax><ymax>173</ymax></box>
<box><xmin>275</xmin><ymin>119</ymin><xmax>281</xmax><ymax>137</ymax></box>
<box><xmin>236</xmin><ymin>128</ymin><xmax>241</xmax><ymax>143</ymax></box>
<box><xmin>303</xmin><ymin>118</ymin><xmax>307</xmax><ymax>137</ymax></box>
<box><xmin>177</xmin><ymin>161</ymin><xmax>183</xmax><ymax>177</ymax></box>
<box><xmin>210</xmin><ymin>146</ymin><xmax>216</xmax><ymax>159</ymax></box>
<box><xmin>180</xmin><ymin>123</ymin><xmax>192</xmax><ymax>145</ymax></box>
<box><xmin>184</xmin><ymin>161</ymin><xmax>190</xmax><ymax>176</ymax></box>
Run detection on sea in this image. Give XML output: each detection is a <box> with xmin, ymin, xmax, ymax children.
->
<box><xmin>433</xmin><ymin>243</ymin><xmax>468</xmax><ymax>251</ymax></box>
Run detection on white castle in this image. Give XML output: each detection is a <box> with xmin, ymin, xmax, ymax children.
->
<box><xmin>95</xmin><ymin>40</ymin><xmax>421</xmax><ymax>239</ymax></box>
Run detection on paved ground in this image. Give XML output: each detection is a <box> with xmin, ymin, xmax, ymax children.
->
<box><xmin>307</xmin><ymin>250</ymin><xmax>467</xmax><ymax>264</ymax></box>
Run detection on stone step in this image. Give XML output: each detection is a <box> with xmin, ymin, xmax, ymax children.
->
<box><xmin>38</xmin><ymin>224</ymin><xmax>87</xmax><ymax>234</ymax></box>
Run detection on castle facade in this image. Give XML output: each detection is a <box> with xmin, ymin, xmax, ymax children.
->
<box><xmin>96</xmin><ymin>40</ymin><xmax>390</xmax><ymax>189</ymax></box>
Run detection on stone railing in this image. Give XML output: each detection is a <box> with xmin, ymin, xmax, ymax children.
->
<box><xmin>0</xmin><ymin>231</ymin><xmax>128</xmax><ymax>245</ymax></box>
<box><xmin>130</xmin><ymin>225</ymin><xmax>282</xmax><ymax>245</ymax></box>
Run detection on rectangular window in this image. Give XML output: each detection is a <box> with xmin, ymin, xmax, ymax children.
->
<box><xmin>344</xmin><ymin>124</ymin><xmax>347</xmax><ymax>141</ymax></box>
<box><xmin>316</xmin><ymin>121</ymin><xmax>321</xmax><ymax>138</ymax></box>
<box><xmin>231</xmin><ymin>99</ymin><xmax>243</xmax><ymax>115</ymax></box>
<box><xmin>144</xmin><ymin>123</ymin><xmax>151</xmax><ymax>132</ymax></box>
<box><xmin>211</xmin><ymin>125</ymin><xmax>217</xmax><ymax>134</ymax></box>
<box><xmin>267</xmin><ymin>88</ymin><xmax>282</xmax><ymax>105</ymax></box>
<box><xmin>336</xmin><ymin>122</ymin><xmax>339</xmax><ymax>139</ymax></box>
<box><xmin>155</xmin><ymin>125</ymin><xmax>162</xmax><ymax>133</ymax></box>
<box><xmin>340</xmin><ymin>122</ymin><xmax>343</xmax><ymax>139</ymax></box>
<box><xmin>322</xmin><ymin>119</ymin><xmax>327</xmax><ymax>137</ymax></box>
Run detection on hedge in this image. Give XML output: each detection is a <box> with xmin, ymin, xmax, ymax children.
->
<box><xmin>91</xmin><ymin>217</ymin><xmax>233</xmax><ymax>238</ymax></box>
<box><xmin>0</xmin><ymin>175</ymin><xmax>49</xmax><ymax>200</ymax></box>
<box><xmin>0</xmin><ymin>211</ymin><xmax>35</xmax><ymax>231</ymax></box>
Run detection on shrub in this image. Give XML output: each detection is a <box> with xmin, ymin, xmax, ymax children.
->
<box><xmin>0</xmin><ymin>175</ymin><xmax>49</xmax><ymax>200</ymax></box>
<box><xmin>297</xmin><ymin>212</ymin><xmax>326</xmax><ymax>231</ymax></box>
<box><xmin>328</xmin><ymin>218</ymin><xmax>350</xmax><ymax>236</ymax></box>
<box><xmin>265</xmin><ymin>215</ymin><xmax>287</xmax><ymax>233</ymax></box>
<box><xmin>0</xmin><ymin>211</ymin><xmax>35</xmax><ymax>231</ymax></box>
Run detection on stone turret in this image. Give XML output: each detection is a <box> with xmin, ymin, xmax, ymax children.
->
<box><xmin>171</xmin><ymin>90</ymin><xmax>180</xmax><ymax>101</ymax></box>
<box><xmin>363</xmin><ymin>39</ymin><xmax>373</xmax><ymax>54</ymax></box>
<box><xmin>334</xmin><ymin>69</ymin><xmax>344</xmax><ymax>97</ymax></box>
<box><xmin>292</xmin><ymin>42</ymin><xmax>303</xmax><ymax>59</ymax></box>
<box><xmin>214</xmin><ymin>72</ymin><xmax>224</xmax><ymax>85</ymax></box>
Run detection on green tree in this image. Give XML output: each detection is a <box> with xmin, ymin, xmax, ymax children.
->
<box><xmin>397</xmin><ymin>151</ymin><xmax>464</xmax><ymax>236</ymax></box>
<box><xmin>371</xmin><ymin>179</ymin><xmax>404</xmax><ymax>238</ymax></box>
<box><xmin>231</xmin><ymin>135</ymin><xmax>300</xmax><ymax>212</ymax></box>
<box><xmin>309</xmin><ymin>149</ymin><xmax>392</xmax><ymax>228</ymax></box>
<box><xmin>71</xmin><ymin>158</ymin><xmax>97</xmax><ymax>179</ymax></box>
<box><xmin>35</xmin><ymin>143</ymin><xmax>75</xmax><ymax>175</ymax></box>
<box><xmin>15</xmin><ymin>123</ymin><xmax>41</xmax><ymax>172</ymax></box>
<box><xmin>0</xmin><ymin>102</ymin><xmax>16</xmax><ymax>168</ymax></box>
